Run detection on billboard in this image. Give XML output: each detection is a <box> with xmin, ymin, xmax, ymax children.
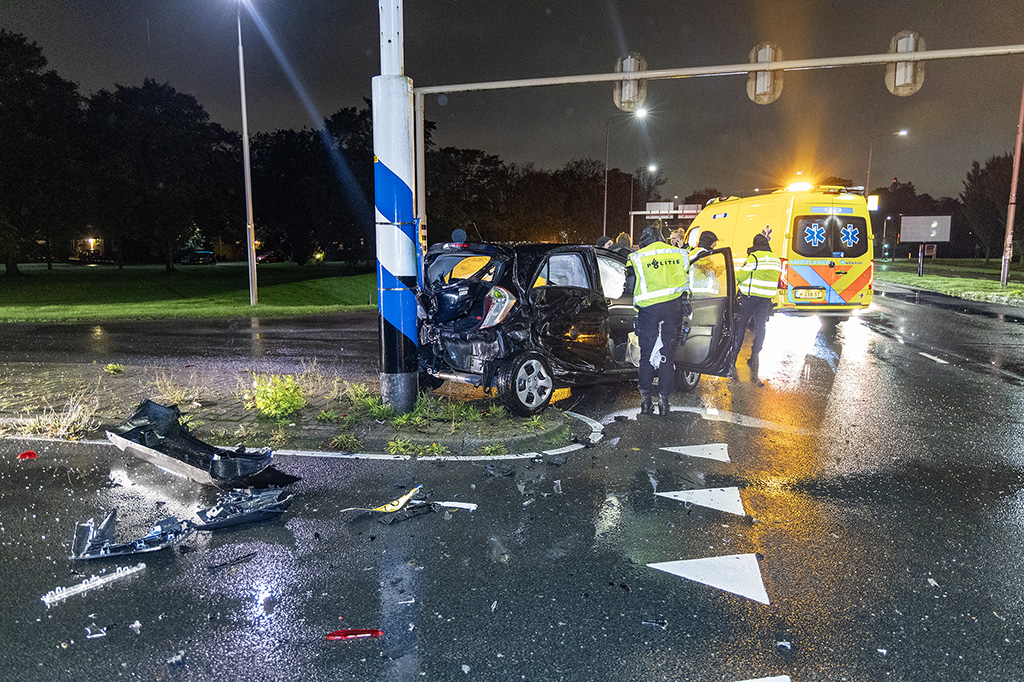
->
<box><xmin>899</xmin><ymin>215</ymin><xmax>951</xmax><ymax>243</ymax></box>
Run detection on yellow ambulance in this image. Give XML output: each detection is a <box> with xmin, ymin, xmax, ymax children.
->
<box><xmin>685</xmin><ymin>184</ymin><xmax>873</xmax><ymax>317</ymax></box>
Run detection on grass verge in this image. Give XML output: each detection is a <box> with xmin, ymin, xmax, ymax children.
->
<box><xmin>0</xmin><ymin>262</ymin><xmax>376</xmax><ymax>322</ymax></box>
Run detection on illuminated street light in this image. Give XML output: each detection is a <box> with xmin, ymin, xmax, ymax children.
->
<box><xmin>235</xmin><ymin>0</ymin><xmax>258</xmax><ymax>306</ymax></box>
<box><xmin>629</xmin><ymin>164</ymin><xmax>657</xmax><ymax>243</ymax></box>
<box><xmin>865</xmin><ymin>129</ymin><xmax>909</xmax><ymax>198</ymax></box>
<box><xmin>603</xmin><ymin>108</ymin><xmax>647</xmax><ymax>237</ymax></box>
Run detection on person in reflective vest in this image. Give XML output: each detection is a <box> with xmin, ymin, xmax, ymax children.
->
<box><xmin>624</xmin><ymin>226</ymin><xmax>691</xmax><ymax>416</ymax></box>
<box><xmin>732</xmin><ymin>233</ymin><xmax>782</xmax><ymax>371</ymax></box>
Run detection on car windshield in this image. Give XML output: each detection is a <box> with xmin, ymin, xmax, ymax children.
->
<box><xmin>792</xmin><ymin>215</ymin><xmax>869</xmax><ymax>258</ymax></box>
<box><xmin>427</xmin><ymin>253</ymin><xmax>501</xmax><ymax>285</ymax></box>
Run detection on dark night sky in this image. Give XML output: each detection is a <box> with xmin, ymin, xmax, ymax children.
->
<box><xmin>4</xmin><ymin>0</ymin><xmax>1024</xmax><ymax>200</ymax></box>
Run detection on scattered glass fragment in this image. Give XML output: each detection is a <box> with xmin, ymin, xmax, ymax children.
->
<box><xmin>553</xmin><ymin>480</ymin><xmax>562</xmax><ymax>495</ymax></box>
<box><xmin>641</xmin><ymin>620</ymin><xmax>668</xmax><ymax>630</ymax></box>
<box><xmin>167</xmin><ymin>650</ymin><xmax>185</xmax><ymax>666</ymax></box>
<box><xmin>129</xmin><ymin>620</ymin><xmax>142</xmax><ymax>634</ymax></box>
<box><xmin>927</xmin><ymin>578</ymin><xmax>939</xmax><ymax>588</ymax></box>
<box><xmin>326</xmin><ymin>629</ymin><xmax>383</xmax><ymax>640</ymax></box>
<box><xmin>85</xmin><ymin>624</ymin><xmax>106</xmax><ymax>639</ymax></box>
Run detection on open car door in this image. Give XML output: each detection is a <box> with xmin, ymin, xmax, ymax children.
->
<box><xmin>675</xmin><ymin>247</ymin><xmax>736</xmax><ymax>377</ymax></box>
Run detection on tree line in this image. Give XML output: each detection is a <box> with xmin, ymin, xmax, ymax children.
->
<box><xmin>0</xmin><ymin>29</ymin><xmax>665</xmax><ymax>276</ymax></box>
<box><xmin>1</xmin><ymin>28</ymin><xmax>1020</xmax><ymax>276</ymax></box>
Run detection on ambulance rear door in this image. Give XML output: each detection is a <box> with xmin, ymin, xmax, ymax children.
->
<box><xmin>785</xmin><ymin>197</ymin><xmax>872</xmax><ymax>309</ymax></box>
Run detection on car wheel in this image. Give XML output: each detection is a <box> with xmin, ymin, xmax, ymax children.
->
<box><xmin>497</xmin><ymin>351</ymin><xmax>554</xmax><ymax>416</ymax></box>
<box><xmin>676</xmin><ymin>368</ymin><xmax>701</xmax><ymax>393</ymax></box>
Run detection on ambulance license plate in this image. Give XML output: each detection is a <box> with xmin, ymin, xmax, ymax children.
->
<box><xmin>794</xmin><ymin>288</ymin><xmax>823</xmax><ymax>300</ymax></box>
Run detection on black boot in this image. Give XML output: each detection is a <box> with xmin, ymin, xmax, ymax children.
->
<box><xmin>639</xmin><ymin>391</ymin><xmax>654</xmax><ymax>415</ymax></box>
<box><xmin>658</xmin><ymin>395</ymin><xmax>671</xmax><ymax>416</ymax></box>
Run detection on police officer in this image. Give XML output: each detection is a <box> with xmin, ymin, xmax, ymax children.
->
<box><xmin>625</xmin><ymin>226</ymin><xmax>690</xmax><ymax>416</ymax></box>
<box><xmin>732</xmin><ymin>233</ymin><xmax>782</xmax><ymax>370</ymax></box>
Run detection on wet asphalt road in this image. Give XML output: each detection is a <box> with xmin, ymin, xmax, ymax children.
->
<box><xmin>2</xmin><ymin>282</ymin><xmax>1024</xmax><ymax>681</ymax></box>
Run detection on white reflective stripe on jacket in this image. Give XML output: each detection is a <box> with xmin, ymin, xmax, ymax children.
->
<box><xmin>629</xmin><ymin>245</ymin><xmax>689</xmax><ymax>307</ymax></box>
<box><xmin>737</xmin><ymin>250</ymin><xmax>782</xmax><ymax>298</ymax></box>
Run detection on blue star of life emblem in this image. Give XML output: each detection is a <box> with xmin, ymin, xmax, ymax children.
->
<box><xmin>804</xmin><ymin>223</ymin><xmax>826</xmax><ymax>247</ymax></box>
<box><xmin>840</xmin><ymin>224</ymin><xmax>859</xmax><ymax>248</ymax></box>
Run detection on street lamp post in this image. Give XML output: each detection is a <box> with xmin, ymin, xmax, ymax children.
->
<box><xmin>865</xmin><ymin>129</ymin><xmax>908</xmax><ymax>198</ymax></box>
<box><xmin>882</xmin><ymin>214</ymin><xmax>892</xmax><ymax>261</ymax></box>
<box><xmin>629</xmin><ymin>164</ymin><xmax>657</xmax><ymax>244</ymax></box>
<box><xmin>236</xmin><ymin>2</ymin><xmax>258</xmax><ymax>306</ymax></box>
<box><xmin>603</xmin><ymin>109</ymin><xmax>646</xmax><ymax>238</ymax></box>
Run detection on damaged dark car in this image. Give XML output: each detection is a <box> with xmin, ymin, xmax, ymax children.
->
<box><xmin>418</xmin><ymin>240</ymin><xmax>737</xmax><ymax>415</ymax></box>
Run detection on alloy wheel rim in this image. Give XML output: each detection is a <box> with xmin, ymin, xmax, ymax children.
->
<box><xmin>515</xmin><ymin>359</ymin><xmax>552</xmax><ymax>407</ymax></box>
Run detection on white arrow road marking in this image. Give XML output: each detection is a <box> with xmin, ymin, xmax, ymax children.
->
<box><xmin>601</xmin><ymin>407</ymin><xmax>809</xmax><ymax>434</ymax></box>
<box><xmin>918</xmin><ymin>351</ymin><xmax>949</xmax><ymax>365</ymax></box>
<box><xmin>648</xmin><ymin>553</ymin><xmax>770</xmax><ymax>605</ymax></box>
<box><xmin>660</xmin><ymin>443</ymin><xmax>730</xmax><ymax>462</ymax></box>
<box><xmin>735</xmin><ymin>677</ymin><xmax>791</xmax><ymax>682</ymax></box>
<box><xmin>656</xmin><ymin>487</ymin><xmax>746</xmax><ymax>516</ymax></box>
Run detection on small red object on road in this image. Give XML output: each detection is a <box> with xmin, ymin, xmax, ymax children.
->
<box><xmin>325</xmin><ymin>629</ymin><xmax>383</xmax><ymax>641</ymax></box>
<box><xmin>17</xmin><ymin>451</ymin><xmax>37</xmax><ymax>460</ymax></box>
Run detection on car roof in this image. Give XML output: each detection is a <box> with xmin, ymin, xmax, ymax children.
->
<box><xmin>426</xmin><ymin>242</ymin><xmax>610</xmax><ymax>293</ymax></box>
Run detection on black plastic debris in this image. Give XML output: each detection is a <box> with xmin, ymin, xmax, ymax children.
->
<box><xmin>106</xmin><ymin>399</ymin><xmax>272</xmax><ymax>488</ymax></box>
<box><xmin>206</xmin><ymin>551</ymin><xmax>258</xmax><ymax>572</ymax></box>
<box><xmin>544</xmin><ymin>455</ymin><xmax>567</xmax><ymax>467</ymax></box>
<box><xmin>193</xmin><ymin>488</ymin><xmax>293</xmax><ymax>530</ymax></box>
<box><xmin>377</xmin><ymin>501</ymin><xmax>435</xmax><ymax>526</ymax></box>
<box><xmin>484</xmin><ymin>463</ymin><xmax>514</xmax><ymax>477</ymax></box>
<box><xmin>70</xmin><ymin>510</ymin><xmax>190</xmax><ymax>561</ymax></box>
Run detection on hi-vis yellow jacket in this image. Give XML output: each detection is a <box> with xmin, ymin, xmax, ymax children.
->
<box><xmin>628</xmin><ymin>241</ymin><xmax>690</xmax><ymax>308</ymax></box>
<box><xmin>737</xmin><ymin>249</ymin><xmax>782</xmax><ymax>298</ymax></box>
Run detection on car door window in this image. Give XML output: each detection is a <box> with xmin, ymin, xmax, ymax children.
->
<box><xmin>689</xmin><ymin>254</ymin><xmax>726</xmax><ymax>299</ymax></box>
<box><xmin>533</xmin><ymin>253</ymin><xmax>589</xmax><ymax>289</ymax></box>
<box><xmin>596</xmin><ymin>255</ymin><xmax>627</xmax><ymax>299</ymax></box>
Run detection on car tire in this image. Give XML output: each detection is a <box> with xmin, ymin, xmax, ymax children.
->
<box><xmin>497</xmin><ymin>351</ymin><xmax>554</xmax><ymax>416</ymax></box>
<box><xmin>419</xmin><ymin>371</ymin><xmax>444</xmax><ymax>391</ymax></box>
<box><xmin>676</xmin><ymin>368</ymin><xmax>701</xmax><ymax>393</ymax></box>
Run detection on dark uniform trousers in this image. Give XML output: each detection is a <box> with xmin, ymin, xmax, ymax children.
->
<box><xmin>732</xmin><ymin>294</ymin><xmax>773</xmax><ymax>360</ymax></box>
<box><xmin>637</xmin><ymin>296</ymin><xmax>688</xmax><ymax>396</ymax></box>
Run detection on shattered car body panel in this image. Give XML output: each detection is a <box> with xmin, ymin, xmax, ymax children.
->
<box><xmin>419</xmin><ymin>242</ymin><xmax>737</xmax><ymax>414</ymax></box>
<box><xmin>70</xmin><ymin>509</ymin><xmax>190</xmax><ymax>561</ymax></box>
<box><xmin>193</xmin><ymin>487</ymin><xmax>294</xmax><ymax>530</ymax></box>
<box><xmin>107</xmin><ymin>400</ymin><xmax>272</xmax><ymax>488</ymax></box>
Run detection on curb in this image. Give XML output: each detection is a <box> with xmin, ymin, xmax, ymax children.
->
<box><xmin>1</xmin><ymin>410</ymin><xmax>605</xmax><ymax>463</ymax></box>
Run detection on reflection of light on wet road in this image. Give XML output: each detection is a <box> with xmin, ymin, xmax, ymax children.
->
<box><xmin>593</xmin><ymin>493</ymin><xmax>622</xmax><ymax>548</ymax></box>
<box><xmin>757</xmin><ymin>316</ymin><xmax>823</xmax><ymax>388</ymax></box>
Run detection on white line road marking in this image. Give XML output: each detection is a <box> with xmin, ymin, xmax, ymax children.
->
<box><xmin>656</xmin><ymin>487</ymin><xmax>746</xmax><ymax>516</ymax></box>
<box><xmin>735</xmin><ymin>677</ymin><xmax>791</xmax><ymax>682</ymax></box>
<box><xmin>647</xmin><ymin>553</ymin><xmax>770</xmax><ymax>605</ymax></box>
<box><xmin>660</xmin><ymin>443</ymin><xmax>730</xmax><ymax>462</ymax></box>
<box><xmin>918</xmin><ymin>351</ymin><xmax>949</xmax><ymax>364</ymax></box>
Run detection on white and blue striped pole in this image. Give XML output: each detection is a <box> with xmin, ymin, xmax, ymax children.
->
<box><xmin>373</xmin><ymin>0</ymin><xmax>418</xmax><ymax>413</ymax></box>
